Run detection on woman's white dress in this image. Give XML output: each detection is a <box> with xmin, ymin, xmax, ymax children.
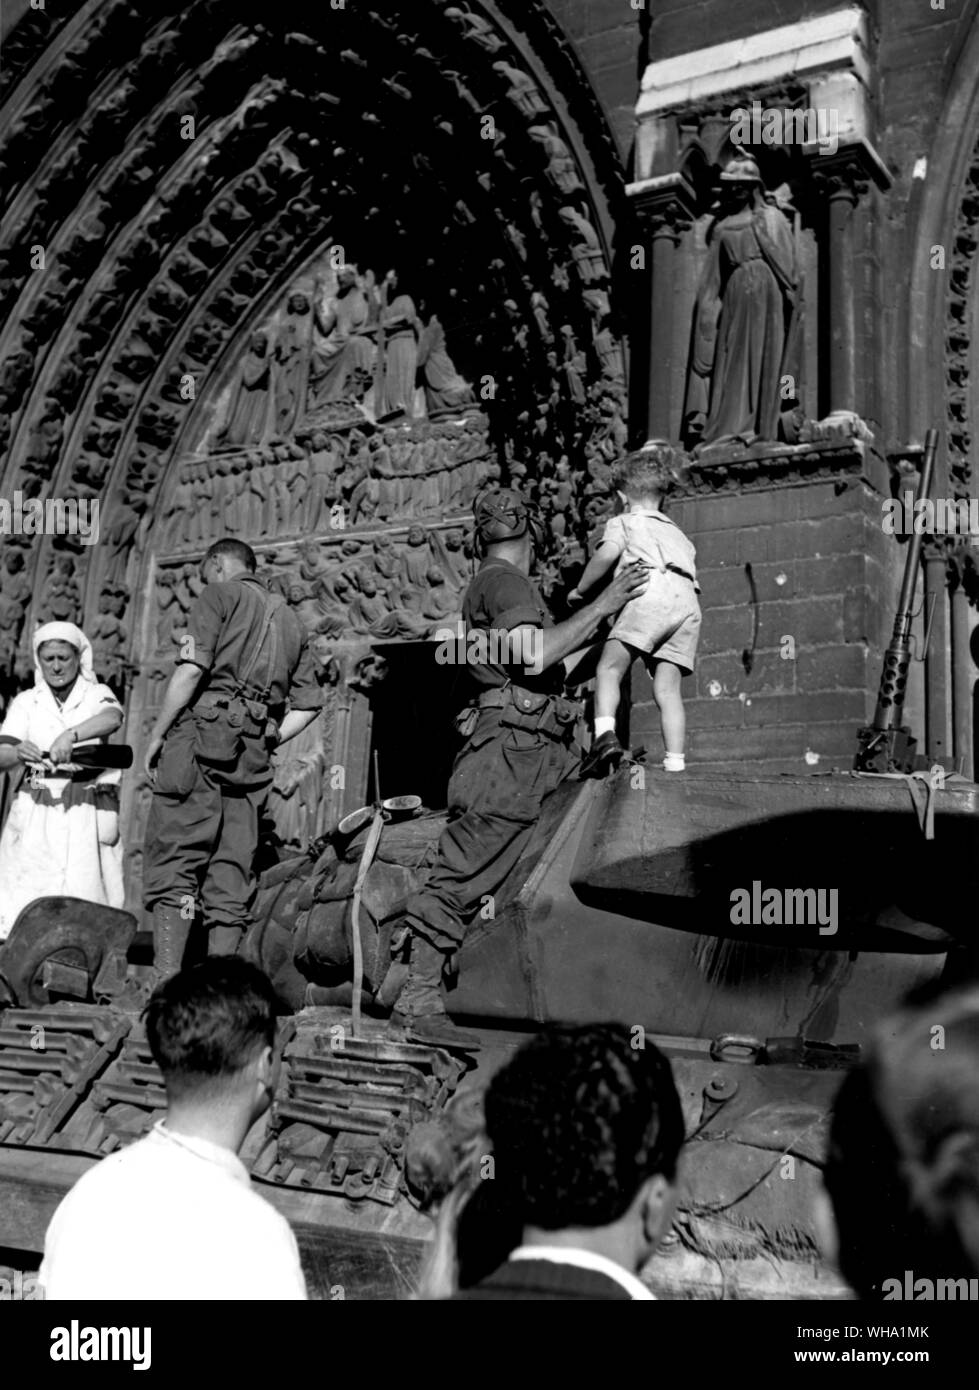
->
<box><xmin>0</xmin><ymin>679</ymin><xmax>124</xmax><ymax>939</ymax></box>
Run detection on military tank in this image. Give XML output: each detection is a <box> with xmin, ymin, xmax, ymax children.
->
<box><xmin>0</xmin><ymin>752</ymin><xmax>975</xmax><ymax>1301</ymax></box>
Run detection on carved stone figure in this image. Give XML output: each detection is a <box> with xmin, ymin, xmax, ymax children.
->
<box><xmin>559</xmin><ymin>207</ymin><xmax>606</xmax><ymax>285</ymax></box>
<box><xmin>39</xmin><ymin>554</ymin><xmax>82</xmax><ymax>624</ymax></box>
<box><xmin>417</xmin><ymin>314</ymin><xmax>474</xmax><ymax>415</ymax></box>
<box><xmin>90</xmin><ymin>586</ymin><xmax>128</xmax><ymax>682</ymax></box>
<box><xmin>116</xmin><ymin>334</ymin><xmax>157</xmax><ymax>382</ymax></box>
<box><xmin>23</xmin><ymin>397</ymin><xmax>64</xmax><ymax>476</ymax></box>
<box><xmin>560</xmin><ymin>325</ymin><xmax>587</xmax><ymax>405</ymax></box>
<box><xmin>305</xmin><ymin>433</ymin><xmax>343</xmax><ymax>532</ymax></box>
<box><xmin>273</xmin><ymin>291</ymin><xmax>311</xmax><ymax>436</ymax></box>
<box><xmin>188</xmin><ymin>222</ymin><xmax>230</xmax><ymax>266</ymax></box>
<box><xmin>492</xmin><ymin>61</ymin><xmax>549</xmax><ymax>119</ymax></box>
<box><xmin>267</xmin><ymin>711</ymin><xmax>326</xmax><ymax>849</ymax></box>
<box><xmin>431</xmin><ymin>527</ymin><xmax>472</xmax><ymax>588</ymax></box>
<box><xmin>184</xmin><ymin>319</ymin><xmax>225</xmax><ymax>370</ymax></box>
<box><xmin>684</xmin><ymin>156</ymin><xmax>800</xmax><ymax>449</ymax></box>
<box><xmin>210</xmin><ymin>285</ymin><xmax>251</xmax><ymax>327</ymax></box>
<box><xmin>0</xmin><ymin>346</ymin><xmax>35</xmax><ymax>412</ymax></box>
<box><xmin>379</xmin><ymin>271</ymin><xmax>419</xmax><ymax>418</ymax></box>
<box><xmin>445</xmin><ymin>6</ymin><xmax>505</xmax><ymax>54</ymax></box>
<box><xmin>401</xmin><ymin>525</ymin><xmax>433</xmax><ymax>588</ymax></box>
<box><xmin>103</xmin><ymin>497</ymin><xmax>148</xmax><ymax>584</ymax></box>
<box><xmin>528</xmin><ymin>123</ymin><xmax>584</xmax><ymax>197</ymax></box>
<box><xmin>421</xmin><ymin>566</ymin><xmax>458</xmax><ymax>622</ymax></box>
<box><xmin>218</xmin><ymin>330</ymin><xmax>272</xmax><ymax>448</ymax></box>
<box><xmin>0</xmin><ymin>547</ymin><xmax>31</xmax><ymax>673</ymax></box>
<box><xmin>169</xmin><ymin>251</ymin><xmax>209</xmax><ymax>296</ymax></box>
<box><xmin>307</xmin><ymin>266</ymin><xmax>374</xmax><ymax>409</ymax></box>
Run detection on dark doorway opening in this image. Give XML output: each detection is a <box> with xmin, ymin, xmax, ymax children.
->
<box><xmin>366</xmin><ymin>643</ymin><xmax>468</xmax><ymax>811</ymax></box>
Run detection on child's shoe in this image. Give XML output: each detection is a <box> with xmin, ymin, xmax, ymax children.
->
<box><xmin>580</xmin><ymin>730</ymin><xmax>624</xmax><ymax>779</ymax></box>
<box><xmin>663</xmin><ymin>753</ymin><xmax>685</xmax><ymax>772</ymax></box>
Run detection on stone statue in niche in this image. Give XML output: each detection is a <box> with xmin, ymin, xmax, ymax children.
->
<box><xmin>683</xmin><ymin>155</ymin><xmax>801</xmax><ymax>450</ymax></box>
<box><xmin>307</xmin><ymin>266</ymin><xmax>374</xmax><ymax>410</ymax></box>
<box><xmin>378</xmin><ymin>270</ymin><xmax>419</xmax><ymax>419</ymax></box>
<box><xmin>273</xmin><ymin>291</ymin><xmax>311</xmax><ymax>437</ymax></box>
<box><xmin>416</xmin><ymin>312</ymin><xmax>475</xmax><ymax>415</ymax></box>
<box><xmin>218</xmin><ymin>330</ymin><xmax>272</xmax><ymax>448</ymax></box>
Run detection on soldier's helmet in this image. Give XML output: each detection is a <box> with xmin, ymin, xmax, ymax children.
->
<box><xmin>473</xmin><ymin>485</ymin><xmax>537</xmax><ymax>549</ymax></box>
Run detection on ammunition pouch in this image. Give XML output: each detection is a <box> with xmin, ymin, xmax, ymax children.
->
<box><xmin>192</xmin><ymin>703</ymin><xmax>243</xmax><ymax>765</ymax></box>
<box><xmin>474</xmin><ymin>684</ymin><xmax>581</xmax><ymax>743</ymax></box>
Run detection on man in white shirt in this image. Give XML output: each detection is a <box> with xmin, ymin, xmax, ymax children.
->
<box><xmin>452</xmin><ymin>1023</ymin><xmax>684</xmax><ymax>1300</ymax></box>
<box><xmin>40</xmin><ymin>958</ymin><xmax>306</xmax><ymax>1300</ymax></box>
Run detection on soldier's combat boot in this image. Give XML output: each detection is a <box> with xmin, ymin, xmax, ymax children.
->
<box><xmin>209</xmin><ymin>924</ymin><xmax>244</xmax><ymax>957</ymax></box>
<box><xmin>392</xmin><ymin>934</ymin><xmax>481</xmax><ymax>1051</ymax></box>
<box><xmin>152</xmin><ymin>904</ymin><xmax>192</xmax><ymax>983</ymax></box>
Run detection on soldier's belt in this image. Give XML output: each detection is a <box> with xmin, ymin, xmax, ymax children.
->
<box><xmin>475</xmin><ymin>684</ymin><xmax>581</xmax><ymax>740</ymax></box>
<box><xmin>196</xmin><ymin>689</ymin><xmax>272</xmax><ymax>722</ymax></box>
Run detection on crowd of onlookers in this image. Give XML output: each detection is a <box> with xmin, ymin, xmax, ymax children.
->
<box><xmin>33</xmin><ymin>957</ymin><xmax>979</xmax><ymax>1302</ymax></box>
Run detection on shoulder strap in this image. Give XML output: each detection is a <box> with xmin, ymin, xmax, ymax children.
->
<box><xmin>237</xmin><ymin>587</ymin><xmax>286</xmax><ymax>699</ymax></box>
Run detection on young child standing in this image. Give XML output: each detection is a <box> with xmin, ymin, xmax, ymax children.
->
<box><xmin>570</xmin><ymin>444</ymin><xmax>701</xmax><ymax>776</ymax></box>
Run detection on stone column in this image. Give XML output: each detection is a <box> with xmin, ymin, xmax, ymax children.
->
<box><xmin>811</xmin><ymin>152</ymin><xmax>871</xmax><ymax>418</ymax></box>
<box><xmin>922</xmin><ymin>542</ymin><xmax>950</xmax><ymax>762</ymax></box>
<box><xmin>949</xmin><ymin>549</ymin><xmax>975</xmax><ymax>775</ymax></box>
<box><xmin>626</xmin><ymin>175</ymin><xmax>694</xmax><ymax>443</ymax></box>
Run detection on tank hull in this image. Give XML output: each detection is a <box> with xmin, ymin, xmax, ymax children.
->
<box><xmin>1</xmin><ymin>766</ymin><xmax>975</xmax><ymax>1299</ymax></box>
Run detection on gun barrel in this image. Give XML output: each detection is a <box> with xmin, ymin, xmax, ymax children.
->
<box><xmin>869</xmin><ymin>428</ymin><xmax>939</xmax><ymax>733</ymax></box>
<box><xmin>894</xmin><ymin>428</ymin><xmax>938</xmax><ymax>621</ymax></box>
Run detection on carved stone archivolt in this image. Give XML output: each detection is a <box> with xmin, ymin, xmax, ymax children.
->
<box><xmin>944</xmin><ymin>132</ymin><xmax>979</xmax><ymax>499</ymax></box>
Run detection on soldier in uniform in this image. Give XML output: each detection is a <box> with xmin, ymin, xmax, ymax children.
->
<box><xmin>381</xmin><ymin>487</ymin><xmax>647</xmax><ymax>1047</ymax></box>
<box><xmin>143</xmin><ymin>539</ymin><xmax>322</xmax><ymax>978</ymax></box>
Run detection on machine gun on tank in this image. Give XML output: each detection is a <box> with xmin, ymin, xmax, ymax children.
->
<box><xmin>853</xmin><ymin>428</ymin><xmax>938</xmax><ymax>774</ymax></box>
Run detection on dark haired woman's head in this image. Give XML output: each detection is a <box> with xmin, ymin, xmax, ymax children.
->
<box><xmin>822</xmin><ymin>986</ymin><xmax>979</xmax><ymax>1299</ymax></box>
<box><xmin>480</xmin><ymin>1023</ymin><xmax>683</xmax><ymax>1255</ymax></box>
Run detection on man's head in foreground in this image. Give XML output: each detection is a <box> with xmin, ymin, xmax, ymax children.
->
<box><xmin>481</xmin><ymin>1022</ymin><xmax>684</xmax><ymax>1276</ymax></box>
<box><xmin>820</xmin><ymin>983</ymin><xmax>979</xmax><ymax>1299</ymax></box>
<box><xmin>145</xmin><ymin>958</ymin><xmax>281</xmax><ymax>1147</ymax></box>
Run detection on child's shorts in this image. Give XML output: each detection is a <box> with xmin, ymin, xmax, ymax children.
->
<box><xmin>609</xmin><ymin>571</ymin><xmax>702</xmax><ymax>674</ymax></box>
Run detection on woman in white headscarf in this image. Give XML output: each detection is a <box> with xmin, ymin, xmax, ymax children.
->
<box><xmin>0</xmin><ymin>622</ymin><xmax>125</xmax><ymax>939</ymax></box>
